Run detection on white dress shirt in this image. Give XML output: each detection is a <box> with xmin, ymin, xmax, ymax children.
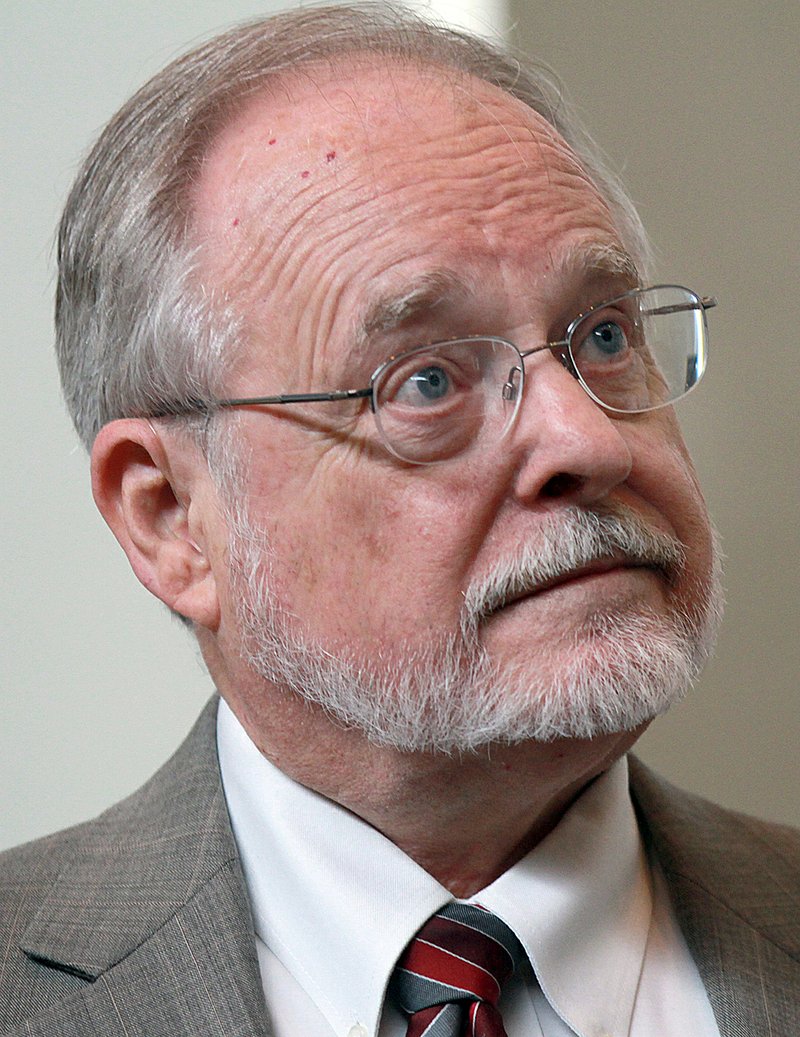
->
<box><xmin>217</xmin><ymin>699</ymin><xmax>720</xmax><ymax>1037</ymax></box>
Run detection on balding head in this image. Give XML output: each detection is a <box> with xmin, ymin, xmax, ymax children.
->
<box><xmin>55</xmin><ymin>2</ymin><xmax>649</xmax><ymax>455</ymax></box>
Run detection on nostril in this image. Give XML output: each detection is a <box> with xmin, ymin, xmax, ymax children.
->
<box><xmin>541</xmin><ymin>472</ymin><xmax>583</xmax><ymax>498</ymax></box>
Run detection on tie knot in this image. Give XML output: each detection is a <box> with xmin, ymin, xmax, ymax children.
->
<box><xmin>390</xmin><ymin>903</ymin><xmax>525</xmax><ymax>1022</ymax></box>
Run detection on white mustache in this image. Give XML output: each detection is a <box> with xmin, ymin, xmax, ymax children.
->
<box><xmin>464</xmin><ymin>505</ymin><xmax>685</xmax><ymax>622</ymax></box>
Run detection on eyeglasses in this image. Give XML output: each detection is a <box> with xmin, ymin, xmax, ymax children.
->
<box><xmin>165</xmin><ymin>284</ymin><xmax>716</xmax><ymax>465</ymax></box>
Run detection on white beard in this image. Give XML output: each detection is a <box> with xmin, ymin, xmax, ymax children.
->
<box><xmin>226</xmin><ymin>501</ymin><xmax>724</xmax><ymax>755</ymax></box>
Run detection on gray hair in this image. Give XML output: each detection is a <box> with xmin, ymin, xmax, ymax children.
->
<box><xmin>55</xmin><ymin>1</ymin><xmax>651</xmax><ymax>452</ymax></box>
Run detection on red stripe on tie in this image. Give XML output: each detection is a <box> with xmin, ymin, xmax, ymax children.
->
<box><xmin>419</xmin><ymin>915</ymin><xmax>513</xmax><ymax>985</ymax></box>
<box><xmin>469</xmin><ymin>1000</ymin><xmax>506</xmax><ymax>1037</ymax></box>
<box><xmin>400</xmin><ymin>940</ymin><xmax>500</xmax><ymax>1003</ymax></box>
<box><xmin>407</xmin><ymin>1004</ymin><xmax>448</xmax><ymax>1037</ymax></box>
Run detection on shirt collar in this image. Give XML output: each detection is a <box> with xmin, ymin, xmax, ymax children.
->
<box><xmin>218</xmin><ymin>700</ymin><xmax>651</xmax><ymax>1037</ymax></box>
<box><xmin>478</xmin><ymin>756</ymin><xmax>652</xmax><ymax>1037</ymax></box>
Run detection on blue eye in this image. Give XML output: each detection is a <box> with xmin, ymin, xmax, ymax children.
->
<box><xmin>588</xmin><ymin>321</ymin><xmax>627</xmax><ymax>356</ymax></box>
<box><xmin>405</xmin><ymin>365</ymin><xmax>452</xmax><ymax>402</ymax></box>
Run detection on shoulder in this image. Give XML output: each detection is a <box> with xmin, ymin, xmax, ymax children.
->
<box><xmin>0</xmin><ymin>695</ymin><xmax>228</xmax><ymax>906</ymax></box>
<box><xmin>0</xmin><ymin>797</ymin><xmax>149</xmax><ymax>1029</ymax></box>
<box><xmin>0</xmin><ymin>698</ymin><xmax>234</xmax><ymax>1028</ymax></box>
<box><xmin>629</xmin><ymin>755</ymin><xmax>800</xmax><ymax>958</ymax></box>
<box><xmin>0</xmin><ymin>820</ymin><xmax>86</xmax><ymax>948</ymax></box>
<box><xmin>0</xmin><ymin>818</ymin><xmax>99</xmax><ymax>1023</ymax></box>
<box><xmin>629</xmin><ymin>755</ymin><xmax>800</xmax><ymax>862</ymax></box>
<box><xmin>0</xmin><ymin>695</ymin><xmax>225</xmax><ymax>889</ymax></box>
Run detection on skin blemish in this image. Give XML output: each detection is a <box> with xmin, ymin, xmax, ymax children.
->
<box><xmin>232</xmin><ymin>217</ymin><xmax>240</xmax><ymax>227</ymax></box>
<box><xmin>300</xmin><ymin>170</ymin><xmax>310</xmax><ymax>178</ymax></box>
<box><xmin>268</xmin><ymin>138</ymin><xmax>277</xmax><ymax>145</ymax></box>
<box><xmin>325</xmin><ymin>150</ymin><xmax>337</xmax><ymax>162</ymax></box>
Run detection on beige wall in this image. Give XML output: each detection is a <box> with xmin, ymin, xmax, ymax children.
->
<box><xmin>2</xmin><ymin>0</ymin><xmax>797</xmax><ymax>852</ymax></box>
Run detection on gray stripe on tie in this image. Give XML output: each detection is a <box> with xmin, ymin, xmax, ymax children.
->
<box><xmin>391</xmin><ymin>969</ymin><xmax>472</xmax><ymax>1011</ymax></box>
<box><xmin>419</xmin><ymin>1002</ymin><xmax>463</xmax><ymax>1037</ymax></box>
<box><xmin>438</xmin><ymin>903</ymin><xmax>525</xmax><ymax>970</ymax></box>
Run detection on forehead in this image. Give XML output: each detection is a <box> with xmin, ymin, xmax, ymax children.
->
<box><xmin>191</xmin><ymin>60</ymin><xmax>625</xmax><ymax>376</ymax></box>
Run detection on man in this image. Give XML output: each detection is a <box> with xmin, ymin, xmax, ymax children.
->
<box><xmin>1</xmin><ymin>3</ymin><xmax>797</xmax><ymax>1035</ymax></box>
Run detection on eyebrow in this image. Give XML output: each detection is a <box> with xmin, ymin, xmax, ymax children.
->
<box><xmin>553</xmin><ymin>240</ymin><xmax>642</xmax><ymax>287</ymax></box>
<box><xmin>351</xmin><ymin>240</ymin><xmax>641</xmax><ymax>350</ymax></box>
<box><xmin>354</xmin><ymin>269</ymin><xmax>470</xmax><ymax>348</ymax></box>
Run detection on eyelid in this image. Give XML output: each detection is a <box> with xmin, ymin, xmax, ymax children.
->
<box><xmin>577</xmin><ymin>304</ymin><xmax>633</xmax><ymax>332</ymax></box>
<box><xmin>565</xmin><ymin>280</ymin><xmax>641</xmax><ymax>328</ymax></box>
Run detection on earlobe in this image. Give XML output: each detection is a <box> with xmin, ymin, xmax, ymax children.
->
<box><xmin>91</xmin><ymin>419</ymin><xmax>220</xmax><ymax>629</ymax></box>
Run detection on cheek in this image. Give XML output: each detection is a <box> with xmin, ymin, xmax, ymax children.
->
<box><xmin>627</xmin><ymin>420</ymin><xmax>715</xmax><ymax>594</ymax></box>
<box><xmin>262</xmin><ymin>459</ymin><xmax>495</xmax><ymax>642</ymax></box>
<box><xmin>657</xmin><ymin>432</ymin><xmax>710</xmax><ymax>545</ymax></box>
<box><xmin>315</xmin><ymin>484</ymin><xmax>462</xmax><ymax>624</ymax></box>
<box><xmin>664</xmin><ymin>441</ymin><xmax>716</xmax><ymax>587</ymax></box>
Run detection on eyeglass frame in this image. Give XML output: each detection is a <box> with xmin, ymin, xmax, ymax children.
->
<box><xmin>154</xmin><ymin>283</ymin><xmax>717</xmax><ymax>460</ymax></box>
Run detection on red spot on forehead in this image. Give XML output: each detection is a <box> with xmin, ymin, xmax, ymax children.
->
<box><xmin>300</xmin><ymin>170</ymin><xmax>310</xmax><ymax>179</ymax></box>
<box><xmin>232</xmin><ymin>217</ymin><xmax>240</xmax><ymax>227</ymax></box>
<box><xmin>268</xmin><ymin>138</ymin><xmax>277</xmax><ymax>145</ymax></box>
<box><xmin>325</xmin><ymin>150</ymin><xmax>337</xmax><ymax>162</ymax></box>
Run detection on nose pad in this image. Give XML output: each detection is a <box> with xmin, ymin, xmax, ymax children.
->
<box><xmin>505</xmin><ymin>346</ymin><xmax>580</xmax><ymax>404</ymax></box>
<box><xmin>502</xmin><ymin>364</ymin><xmax>522</xmax><ymax>402</ymax></box>
<box><xmin>553</xmin><ymin>343</ymin><xmax>577</xmax><ymax>377</ymax></box>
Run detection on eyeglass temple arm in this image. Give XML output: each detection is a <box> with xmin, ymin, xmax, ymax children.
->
<box><xmin>643</xmin><ymin>296</ymin><xmax>717</xmax><ymax>317</ymax></box>
<box><xmin>147</xmin><ymin>386</ymin><xmax>372</xmax><ymax>418</ymax></box>
<box><xmin>214</xmin><ymin>387</ymin><xmax>373</xmax><ymax>409</ymax></box>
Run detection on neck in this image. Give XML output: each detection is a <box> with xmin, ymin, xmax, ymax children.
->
<box><xmin>319</xmin><ymin>734</ymin><xmax>640</xmax><ymax>897</ymax></box>
<box><xmin>217</xmin><ymin>666</ymin><xmax>643</xmax><ymax>896</ymax></box>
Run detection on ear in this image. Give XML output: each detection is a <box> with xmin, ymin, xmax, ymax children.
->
<box><xmin>91</xmin><ymin>419</ymin><xmax>221</xmax><ymax>630</ymax></box>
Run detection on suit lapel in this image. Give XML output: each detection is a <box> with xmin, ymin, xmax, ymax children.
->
<box><xmin>15</xmin><ymin>698</ymin><xmax>271</xmax><ymax>1036</ymax></box>
<box><xmin>15</xmin><ymin>862</ymin><xmax>270</xmax><ymax>1036</ymax></box>
<box><xmin>630</xmin><ymin>757</ymin><xmax>800</xmax><ymax>1035</ymax></box>
<box><xmin>664</xmin><ymin>870</ymin><xmax>800</xmax><ymax>1036</ymax></box>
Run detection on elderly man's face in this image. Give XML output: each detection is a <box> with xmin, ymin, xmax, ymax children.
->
<box><xmin>191</xmin><ymin>62</ymin><xmax>719</xmax><ymax>748</ymax></box>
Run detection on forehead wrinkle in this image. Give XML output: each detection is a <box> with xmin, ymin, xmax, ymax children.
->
<box><xmin>196</xmin><ymin>66</ymin><xmax>628</xmax><ymax>391</ymax></box>
<box><xmin>213</xmin><ymin>148</ymin><xmax>492</xmax><ymax>333</ymax></box>
<box><xmin>357</xmin><ymin>124</ymin><xmax>608</xmax><ymax>238</ymax></box>
<box><xmin>366</xmin><ymin>111</ymin><xmax>567</xmax><ymax>181</ymax></box>
<box><xmin>206</xmin><ymin>162</ymin><xmax>373</xmax><ymax>318</ymax></box>
<box><xmin>450</xmin><ymin>80</ymin><xmax>531</xmax><ymax>171</ymax></box>
<box><xmin>200</xmin><ymin>70</ymin><xmax>603</xmax><ymax>304</ymax></box>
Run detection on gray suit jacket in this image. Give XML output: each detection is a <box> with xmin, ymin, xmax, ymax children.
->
<box><xmin>1</xmin><ymin>697</ymin><xmax>798</xmax><ymax>1035</ymax></box>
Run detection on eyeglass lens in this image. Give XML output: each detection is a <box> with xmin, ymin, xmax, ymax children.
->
<box><xmin>373</xmin><ymin>338</ymin><xmax>522</xmax><ymax>463</ymax></box>
<box><xmin>569</xmin><ymin>285</ymin><xmax>707</xmax><ymax>414</ymax></box>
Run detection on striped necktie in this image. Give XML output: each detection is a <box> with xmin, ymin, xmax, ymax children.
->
<box><xmin>388</xmin><ymin>902</ymin><xmax>526</xmax><ymax>1037</ymax></box>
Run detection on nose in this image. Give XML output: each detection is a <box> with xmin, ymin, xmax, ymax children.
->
<box><xmin>509</xmin><ymin>353</ymin><xmax>633</xmax><ymax>506</ymax></box>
